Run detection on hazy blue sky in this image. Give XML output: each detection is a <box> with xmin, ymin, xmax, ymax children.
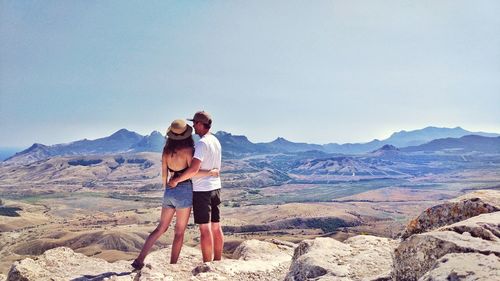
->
<box><xmin>1</xmin><ymin>0</ymin><xmax>499</xmax><ymax>148</ymax></box>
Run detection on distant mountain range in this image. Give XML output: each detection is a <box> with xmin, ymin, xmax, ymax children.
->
<box><xmin>321</xmin><ymin>126</ymin><xmax>498</xmax><ymax>154</ymax></box>
<box><xmin>401</xmin><ymin>135</ymin><xmax>500</xmax><ymax>154</ymax></box>
<box><xmin>216</xmin><ymin>126</ymin><xmax>499</xmax><ymax>156</ymax></box>
<box><xmin>3</xmin><ymin>126</ymin><xmax>499</xmax><ymax>165</ymax></box>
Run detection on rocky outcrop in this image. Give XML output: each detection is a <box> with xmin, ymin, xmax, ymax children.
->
<box><xmin>191</xmin><ymin>239</ymin><xmax>295</xmax><ymax>281</ymax></box>
<box><xmin>285</xmin><ymin>235</ymin><xmax>398</xmax><ymax>281</ymax></box>
<box><xmin>7</xmin><ymin>247</ymin><xmax>131</xmax><ymax>281</ymax></box>
<box><xmin>7</xmin><ymin>234</ymin><xmax>398</xmax><ymax>281</ymax></box>
<box><xmin>7</xmin><ymin>239</ymin><xmax>295</xmax><ymax>281</ymax></box>
<box><xmin>401</xmin><ymin>190</ymin><xmax>500</xmax><ymax>239</ymax></box>
<box><xmin>393</xmin><ymin>217</ymin><xmax>500</xmax><ymax>280</ymax></box>
<box><xmin>393</xmin><ymin>198</ymin><xmax>500</xmax><ymax>280</ymax></box>
<box><xmin>419</xmin><ymin>253</ymin><xmax>500</xmax><ymax>281</ymax></box>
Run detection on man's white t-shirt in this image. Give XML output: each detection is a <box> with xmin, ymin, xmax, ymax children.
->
<box><xmin>193</xmin><ymin>133</ymin><xmax>222</xmax><ymax>192</ymax></box>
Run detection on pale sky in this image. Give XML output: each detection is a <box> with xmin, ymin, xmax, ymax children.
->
<box><xmin>1</xmin><ymin>0</ymin><xmax>499</xmax><ymax>148</ymax></box>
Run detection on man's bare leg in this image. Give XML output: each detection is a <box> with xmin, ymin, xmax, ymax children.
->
<box><xmin>199</xmin><ymin>223</ymin><xmax>213</xmax><ymax>262</ymax></box>
<box><xmin>211</xmin><ymin>222</ymin><xmax>224</xmax><ymax>261</ymax></box>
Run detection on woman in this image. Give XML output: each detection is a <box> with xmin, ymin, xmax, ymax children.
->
<box><xmin>132</xmin><ymin>119</ymin><xmax>218</xmax><ymax>269</ymax></box>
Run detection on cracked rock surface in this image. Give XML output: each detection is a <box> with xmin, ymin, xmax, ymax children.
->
<box><xmin>401</xmin><ymin>190</ymin><xmax>500</xmax><ymax>239</ymax></box>
<box><xmin>418</xmin><ymin>252</ymin><xmax>500</xmax><ymax>281</ymax></box>
<box><xmin>7</xmin><ymin>239</ymin><xmax>295</xmax><ymax>281</ymax></box>
<box><xmin>394</xmin><ymin>190</ymin><xmax>500</xmax><ymax>281</ymax></box>
<box><xmin>285</xmin><ymin>235</ymin><xmax>398</xmax><ymax>281</ymax></box>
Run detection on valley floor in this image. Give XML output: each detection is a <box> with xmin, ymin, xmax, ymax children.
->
<box><xmin>1</xmin><ymin>169</ymin><xmax>499</xmax><ymax>275</ymax></box>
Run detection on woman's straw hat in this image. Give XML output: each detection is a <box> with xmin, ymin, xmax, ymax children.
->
<box><xmin>166</xmin><ymin>119</ymin><xmax>193</xmax><ymax>140</ymax></box>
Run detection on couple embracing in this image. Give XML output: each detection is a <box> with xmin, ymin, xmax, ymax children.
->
<box><xmin>132</xmin><ymin>111</ymin><xmax>223</xmax><ymax>270</ymax></box>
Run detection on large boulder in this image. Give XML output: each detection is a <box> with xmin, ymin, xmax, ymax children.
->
<box><xmin>393</xmin><ymin>212</ymin><xmax>500</xmax><ymax>281</ymax></box>
<box><xmin>233</xmin><ymin>238</ymin><xmax>296</xmax><ymax>261</ymax></box>
<box><xmin>401</xmin><ymin>190</ymin><xmax>500</xmax><ymax>239</ymax></box>
<box><xmin>7</xmin><ymin>247</ymin><xmax>132</xmax><ymax>281</ymax></box>
<box><xmin>285</xmin><ymin>235</ymin><xmax>398</xmax><ymax>281</ymax></box>
<box><xmin>418</xmin><ymin>253</ymin><xmax>500</xmax><ymax>281</ymax></box>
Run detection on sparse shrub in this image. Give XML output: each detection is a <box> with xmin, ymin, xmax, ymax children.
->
<box><xmin>82</xmin><ymin>181</ymin><xmax>96</xmax><ymax>188</ymax></box>
<box><xmin>127</xmin><ymin>158</ymin><xmax>147</xmax><ymax>164</ymax></box>
<box><xmin>142</xmin><ymin>161</ymin><xmax>154</xmax><ymax>169</ymax></box>
<box><xmin>114</xmin><ymin>156</ymin><xmax>125</xmax><ymax>164</ymax></box>
<box><xmin>0</xmin><ymin>206</ymin><xmax>22</xmax><ymax>217</ymax></box>
<box><xmin>68</xmin><ymin>159</ymin><xmax>102</xmax><ymax>166</ymax></box>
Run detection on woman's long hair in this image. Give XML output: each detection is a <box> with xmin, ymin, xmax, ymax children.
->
<box><xmin>163</xmin><ymin>136</ymin><xmax>194</xmax><ymax>157</ymax></box>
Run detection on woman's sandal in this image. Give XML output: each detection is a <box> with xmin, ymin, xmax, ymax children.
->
<box><xmin>131</xmin><ymin>259</ymin><xmax>144</xmax><ymax>271</ymax></box>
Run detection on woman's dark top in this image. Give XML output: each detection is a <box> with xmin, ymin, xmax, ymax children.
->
<box><xmin>168</xmin><ymin>166</ymin><xmax>191</xmax><ymax>183</ymax></box>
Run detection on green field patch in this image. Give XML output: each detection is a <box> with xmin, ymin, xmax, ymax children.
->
<box><xmin>107</xmin><ymin>192</ymin><xmax>161</xmax><ymax>203</ymax></box>
<box><xmin>17</xmin><ymin>193</ymin><xmax>70</xmax><ymax>203</ymax></box>
<box><xmin>250</xmin><ymin>179</ymin><xmax>406</xmax><ymax>205</ymax></box>
<box><xmin>16</xmin><ymin>191</ymin><xmax>108</xmax><ymax>204</ymax></box>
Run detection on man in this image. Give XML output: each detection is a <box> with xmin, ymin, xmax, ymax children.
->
<box><xmin>168</xmin><ymin>111</ymin><xmax>224</xmax><ymax>262</ymax></box>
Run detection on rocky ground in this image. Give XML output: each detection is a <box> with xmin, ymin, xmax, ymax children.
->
<box><xmin>3</xmin><ymin>189</ymin><xmax>499</xmax><ymax>281</ymax></box>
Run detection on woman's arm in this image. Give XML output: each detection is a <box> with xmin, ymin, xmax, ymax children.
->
<box><xmin>161</xmin><ymin>154</ymin><xmax>170</xmax><ymax>188</ymax></box>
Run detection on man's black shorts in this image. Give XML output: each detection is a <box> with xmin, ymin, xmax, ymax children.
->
<box><xmin>193</xmin><ymin>189</ymin><xmax>221</xmax><ymax>224</ymax></box>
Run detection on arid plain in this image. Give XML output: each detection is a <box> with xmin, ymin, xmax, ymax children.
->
<box><xmin>1</xmin><ymin>149</ymin><xmax>499</xmax><ymax>275</ymax></box>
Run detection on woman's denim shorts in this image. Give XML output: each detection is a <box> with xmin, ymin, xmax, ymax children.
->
<box><xmin>162</xmin><ymin>180</ymin><xmax>193</xmax><ymax>209</ymax></box>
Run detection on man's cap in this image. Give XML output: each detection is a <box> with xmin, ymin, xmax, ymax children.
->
<box><xmin>166</xmin><ymin>119</ymin><xmax>193</xmax><ymax>140</ymax></box>
<box><xmin>187</xmin><ymin>111</ymin><xmax>212</xmax><ymax>125</ymax></box>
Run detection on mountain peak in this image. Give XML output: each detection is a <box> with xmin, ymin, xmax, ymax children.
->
<box><xmin>215</xmin><ymin>131</ymin><xmax>253</xmax><ymax>144</ymax></box>
<box><xmin>110</xmin><ymin>128</ymin><xmax>135</xmax><ymax>136</ymax></box>
<box><xmin>20</xmin><ymin>143</ymin><xmax>50</xmax><ymax>154</ymax></box>
<box><xmin>372</xmin><ymin>144</ymin><xmax>399</xmax><ymax>153</ymax></box>
<box><xmin>215</xmin><ymin>131</ymin><xmax>231</xmax><ymax>137</ymax></box>
<box><xmin>272</xmin><ymin>137</ymin><xmax>289</xmax><ymax>143</ymax></box>
<box><xmin>107</xmin><ymin>129</ymin><xmax>143</xmax><ymax>142</ymax></box>
<box><xmin>28</xmin><ymin>143</ymin><xmax>48</xmax><ymax>150</ymax></box>
<box><xmin>371</xmin><ymin>144</ymin><xmax>400</xmax><ymax>155</ymax></box>
<box><xmin>384</xmin><ymin>126</ymin><xmax>477</xmax><ymax>148</ymax></box>
<box><xmin>149</xmin><ymin>131</ymin><xmax>163</xmax><ymax>137</ymax></box>
<box><xmin>3</xmin><ymin>143</ymin><xmax>51</xmax><ymax>163</ymax></box>
<box><xmin>380</xmin><ymin>144</ymin><xmax>399</xmax><ymax>151</ymax></box>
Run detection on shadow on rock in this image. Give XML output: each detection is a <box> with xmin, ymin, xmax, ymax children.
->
<box><xmin>71</xmin><ymin>271</ymin><xmax>133</xmax><ymax>281</ymax></box>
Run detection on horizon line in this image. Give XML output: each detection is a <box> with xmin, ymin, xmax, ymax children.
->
<box><xmin>2</xmin><ymin>125</ymin><xmax>499</xmax><ymax>150</ymax></box>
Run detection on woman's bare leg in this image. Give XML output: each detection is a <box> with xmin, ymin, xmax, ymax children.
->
<box><xmin>135</xmin><ymin>207</ymin><xmax>176</xmax><ymax>264</ymax></box>
<box><xmin>170</xmin><ymin>207</ymin><xmax>191</xmax><ymax>264</ymax></box>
